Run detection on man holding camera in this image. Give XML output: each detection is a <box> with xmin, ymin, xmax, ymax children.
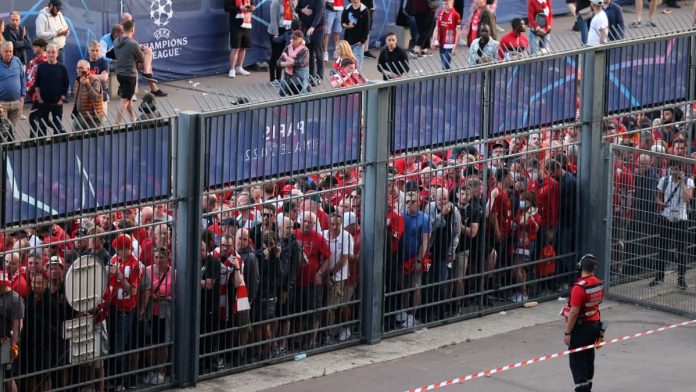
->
<box><xmin>651</xmin><ymin>159</ymin><xmax>694</xmax><ymax>290</ymax></box>
<box><xmin>72</xmin><ymin>60</ymin><xmax>105</xmax><ymax>130</ymax></box>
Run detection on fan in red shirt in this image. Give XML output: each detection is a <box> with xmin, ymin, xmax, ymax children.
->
<box><xmin>4</xmin><ymin>253</ymin><xmax>28</xmax><ymax>298</ymax></box>
<box><xmin>104</xmin><ymin>234</ymin><xmax>140</xmax><ymax>312</ymax></box>
<box><xmin>329</xmin><ymin>57</ymin><xmax>366</xmax><ymax>88</ymax></box>
<box><xmin>527</xmin><ymin>159</ymin><xmax>560</xmax><ymax>230</ymax></box>
<box><xmin>488</xmin><ymin>168</ymin><xmax>514</xmax><ymax>268</ymax></box>
<box><xmin>498</xmin><ymin>17</ymin><xmax>530</xmax><ymax>60</ymax></box>
<box><xmin>431</xmin><ymin>0</ymin><xmax>461</xmax><ymax>70</ymax></box>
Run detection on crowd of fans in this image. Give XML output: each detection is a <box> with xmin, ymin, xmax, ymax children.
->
<box><xmin>0</xmin><ymin>102</ymin><xmax>692</xmax><ymax>391</ymax></box>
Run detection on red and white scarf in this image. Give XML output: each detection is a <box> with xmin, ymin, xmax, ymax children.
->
<box><xmin>282</xmin><ymin>0</ymin><xmax>293</xmax><ymax>28</ymax></box>
<box><xmin>236</xmin><ymin>0</ymin><xmax>253</xmax><ymax>29</ymax></box>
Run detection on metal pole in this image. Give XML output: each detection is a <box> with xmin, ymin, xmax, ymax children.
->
<box><xmin>578</xmin><ymin>50</ymin><xmax>610</xmax><ymax>281</ymax></box>
<box><xmin>361</xmin><ymin>87</ymin><xmax>390</xmax><ymax>344</ymax></box>
<box><xmin>119</xmin><ymin>0</ymin><xmax>124</xmax><ymax>17</ymax></box>
<box><xmin>688</xmin><ymin>35</ymin><xmax>696</xmax><ymax>153</ymax></box>
<box><xmin>478</xmin><ymin>69</ymin><xmax>492</xmax><ymax>312</ymax></box>
<box><xmin>173</xmin><ymin>111</ymin><xmax>203</xmax><ymax>387</ymax></box>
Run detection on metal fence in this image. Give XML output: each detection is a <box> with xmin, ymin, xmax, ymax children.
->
<box><xmin>1</xmin><ymin>25</ymin><xmax>696</xmax><ymax>392</ymax></box>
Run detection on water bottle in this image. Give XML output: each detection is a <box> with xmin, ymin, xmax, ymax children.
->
<box><xmin>294</xmin><ymin>353</ymin><xmax>307</xmax><ymax>361</ymax></box>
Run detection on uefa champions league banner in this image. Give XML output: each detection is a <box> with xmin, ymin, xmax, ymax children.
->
<box><xmin>392</xmin><ymin>73</ymin><xmax>483</xmax><ymax>152</ymax></box>
<box><xmin>4</xmin><ymin>126</ymin><xmax>171</xmax><ymax>224</ymax></box>
<box><xmin>605</xmin><ymin>36</ymin><xmax>690</xmax><ymax>113</ymax></box>
<box><xmin>205</xmin><ymin>93</ymin><xmax>362</xmax><ymax>187</ymax></box>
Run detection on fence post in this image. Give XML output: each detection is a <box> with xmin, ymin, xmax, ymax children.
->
<box><xmin>688</xmin><ymin>35</ymin><xmax>696</xmax><ymax>151</ymax></box>
<box><xmin>578</xmin><ymin>50</ymin><xmax>610</xmax><ymax>281</ymax></box>
<box><xmin>173</xmin><ymin>111</ymin><xmax>204</xmax><ymax>386</ymax></box>
<box><xmin>361</xmin><ymin>86</ymin><xmax>390</xmax><ymax>344</ymax></box>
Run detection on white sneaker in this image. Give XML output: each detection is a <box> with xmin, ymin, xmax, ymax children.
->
<box><xmin>404</xmin><ymin>314</ymin><xmax>415</xmax><ymax>328</ymax></box>
<box><xmin>235</xmin><ymin>66</ymin><xmax>250</xmax><ymax>76</ymax></box>
<box><xmin>216</xmin><ymin>356</ymin><xmax>225</xmax><ymax>370</ymax></box>
<box><xmin>338</xmin><ymin>327</ymin><xmax>352</xmax><ymax>341</ymax></box>
<box><xmin>228</xmin><ymin>69</ymin><xmax>236</xmax><ymax>78</ymax></box>
<box><xmin>395</xmin><ymin>311</ymin><xmax>408</xmax><ymax>322</ymax></box>
<box><xmin>153</xmin><ymin>374</ymin><xmax>165</xmax><ymax>385</ymax></box>
<box><xmin>511</xmin><ymin>292</ymin><xmax>528</xmax><ymax>303</ymax></box>
<box><xmin>323</xmin><ymin>52</ymin><xmax>329</xmax><ymax>62</ymax></box>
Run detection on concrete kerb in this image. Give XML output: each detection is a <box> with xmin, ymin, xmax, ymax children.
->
<box><xmin>189</xmin><ymin>299</ymin><xmax>622</xmax><ymax>392</ymax></box>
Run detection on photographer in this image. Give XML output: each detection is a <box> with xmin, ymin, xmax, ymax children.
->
<box><xmin>651</xmin><ymin>159</ymin><xmax>695</xmax><ymax>290</ymax></box>
<box><xmin>71</xmin><ymin>60</ymin><xmax>105</xmax><ymax>130</ymax></box>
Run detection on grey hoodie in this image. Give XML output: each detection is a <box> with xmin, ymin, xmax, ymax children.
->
<box><xmin>112</xmin><ymin>35</ymin><xmax>145</xmax><ymax>77</ymax></box>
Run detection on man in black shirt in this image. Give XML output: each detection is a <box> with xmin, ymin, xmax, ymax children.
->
<box><xmin>454</xmin><ymin>183</ymin><xmax>482</xmax><ymax>313</ymax></box>
<box><xmin>33</xmin><ymin>43</ymin><xmax>68</xmax><ymax>135</ymax></box>
<box><xmin>200</xmin><ymin>240</ymin><xmax>222</xmax><ymax>372</ymax></box>
<box><xmin>341</xmin><ymin>0</ymin><xmax>371</xmax><ymax>69</ymax></box>
<box><xmin>378</xmin><ymin>32</ymin><xmax>409</xmax><ymax>80</ymax></box>
<box><xmin>4</xmin><ymin>11</ymin><xmax>31</xmax><ymax>65</ymax></box>
<box><xmin>296</xmin><ymin>0</ymin><xmax>326</xmax><ymax>82</ymax></box>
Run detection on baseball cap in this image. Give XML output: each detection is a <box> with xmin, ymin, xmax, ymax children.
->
<box><xmin>220</xmin><ymin>217</ymin><xmax>242</xmax><ymax>228</ymax></box>
<box><xmin>590</xmin><ymin>0</ymin><xmax>603</xmax><ymax>5</ymax></box>
<box><xmin>342</xmin><ymin>212</ymin><xmax>358</xmax><ymax>229</ymax></box>
<box><xmin>111</xmin><ymin>234</ymin><xmax>132</xmax><ymax>250</ymax></box>
<box><xmin>49</xmin><ymin>0</ymin><xmax>63</xmax><ymax>10</ymax></box>
<box><xmin>430</xmin><ymin>176</ymin><xmax>445</xmax><ymax>188</ymax></box>
<box><xmin>47</xmin><ymin>255</ymin><xmax>65</xmax><ymax>269</ymax></box>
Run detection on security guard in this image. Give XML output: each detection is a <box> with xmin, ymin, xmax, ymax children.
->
<box><xmin>562</xmin><ymin>254</ymin><xmax>605</xmax><ymax>392</ymax></box>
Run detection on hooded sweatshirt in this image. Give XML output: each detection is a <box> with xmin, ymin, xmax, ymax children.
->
<box><xmin>35</xmin><ymin>7</ymin><xmax>69</xmax><ymax>49</ymax></box>
<box><xmin>111</xmin><ymin>35</ymin><xmax>145</xmax><ymax>77</ymax></box>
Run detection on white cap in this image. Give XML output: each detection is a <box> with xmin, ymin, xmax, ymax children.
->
<box><xmin>342</xmin><ymin>212</ymin><xmax>358</xmax><ymax>229</ymax></box>
<box><xmin>591</xmin><ymin>0</ymin><xmax>603</xmax><ymax>5</ymax></box>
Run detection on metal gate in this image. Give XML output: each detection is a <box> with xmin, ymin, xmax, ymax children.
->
<box><xmin>606</xmin><ymin>129</ymin><xmax>696</xmax><ymax>317</ymax></box>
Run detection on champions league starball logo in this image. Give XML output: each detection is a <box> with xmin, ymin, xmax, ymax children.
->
<box><xmin>150</xmin><ymin>0</ymin><xmax>173</xmax><ymax>26</ymax></box>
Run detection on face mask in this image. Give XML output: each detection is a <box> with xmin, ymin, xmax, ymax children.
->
<box><xmin>519</xmin><ymin>200</ymin><xmax>527</xmax><ymax>209</ymax></box>
<box><xmin>529</xmin><ymin>172</ymin><xmax>539</xmax><ymax>181</ymax></box>
<box><xmin>512</xmin><ymin>172</ymin><xmax>521</xmax><ymax>181</ymax></box>
<box><xmin>491</xmin><ymin>166</ymin><xmax>498</xmax><ymax>174</ymax></box>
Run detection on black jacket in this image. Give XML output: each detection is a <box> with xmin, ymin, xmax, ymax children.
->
<box><xmin>238</xmin><ymin>246</ymin><xmax>260</xmax><ymax>305</ymax></box>
<box><xmin>342</xmin><ymin>4</ymin><xmax>371</xmax><ymax>45</ymax></box>
<box><xmin>378</xmin><ymin>45</ymin><xmax>409</xmax><ymax>80</ymax></box>
<box><xmin>3</xmin><ymin>26</ymin><xmax>31</xmax><ymax>64</ymax></box>
<box><xmin>280</xmin><ymin>235</ymin><xmax>301</xmax><ymax>292</ymax></box>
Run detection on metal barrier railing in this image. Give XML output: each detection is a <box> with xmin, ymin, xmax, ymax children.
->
<box><xmin>1</xmin><ymin>25</ymin><xmax>695</xmax><ymax>391</ymax></box>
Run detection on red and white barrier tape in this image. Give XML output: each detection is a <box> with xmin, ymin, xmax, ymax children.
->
<box><xmin>405</xmin><ymin>319</ymin><xmax>696</xmax><ymax>392</ymax></box>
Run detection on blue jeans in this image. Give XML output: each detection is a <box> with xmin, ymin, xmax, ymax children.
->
<box><xmin>351</xmin><ymin>43</ymin><xmax>364</xmax><ymax>70</ymax></box>
<box><xmin>528</xmin><ymin>31</ymin><xmax>550</xmax><ymax>54</ymax></box>
<box><xmin>408</xmin><ymin>16</ymin><xmax>419</xmax><ymax>48</ymax></box>
<box><xmin>577</xmin><ymin>14</ymin><xmax>589</xmax><ymax>45</ymax></box>
<box><xmin>439</xmin><ymin>48</ymin><xmax>452</xmax><ymax>70</ymax></box>
<box><xmin>279</xmin><ymin>67</ymin><xmax>310</xmax><ymax>96</ymax></box>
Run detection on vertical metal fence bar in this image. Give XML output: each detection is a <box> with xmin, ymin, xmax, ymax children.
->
<box><xmin>173</xmin><ymin>111</ymin><xmax>204</xmax><ymax>387</ymax></box>
<box><xmin>579</xmin><ymin>50</ymin><xmax>610</xmax><ymax>281</ymax></box>
<box><xmin>689</xmin><ymin>35</ymin><xmax>696</xmax><ymax>150</ymax></box>
<box><xmin>361</xmin><ymin>87</ymin><xmax>390</xmax><ymax>344</ymax></box>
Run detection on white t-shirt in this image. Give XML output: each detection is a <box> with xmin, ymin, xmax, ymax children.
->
<box><xmin>322</xmin><ymin>229</ymin><xmax>354</xmax><ymax>282</ymax></box>
<box><xmin>588</xmin><ymin>10</ymin><xmax>609</xmax><ymax>46</ymax></box>
<box><xmin>657</xmin><ymin>175</ymin><xmax>695</xmax><ymax>221</ymax></box>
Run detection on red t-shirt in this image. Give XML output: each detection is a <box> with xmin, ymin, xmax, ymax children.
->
<box><xmin>294</xmin><ymin>229</ymin><xmax>331</xmax><ymax>287</ymax></box>
<box><xmin>10</xmin><ymin>270</ymin><xmax>29</xmax><ymax>298</ymax></box>
<box><xmin>528</xmin><ymin>176</ymin><xmax>560</xmax><ymax>228</ymax></box>
<box><xmin>490</xmin><ymin>186</ymin><xmax>512</xmax><ymax>237</ymax></box>
<box><xmin>513</xmin><ymin>210</ymin><xmax>541</xmax><ymax>253</ymax></box>
<box><xmin>498</xmin><ymin>31</ymin><xmax>530</xmax><ymax>59</ymax></box>
<box><xmin>386</xmin><ymin>210</ymin><xmax>405</xmax><ymax>253</ymax></box>
<box><xmin>435</xmin><ymin>8</ymin><xmax>461</xmax><ymax>49</ymax></box>
<box><xmin>105</xmin><ymin>255</ymin><xmax>141</xmax><ymax>311</ymax></box>
<box><xmin>612</xmin><ymin>161</ymin><xmax>634</xmax><ymax>215</ymax></box>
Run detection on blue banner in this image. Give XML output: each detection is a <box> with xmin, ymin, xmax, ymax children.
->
<box><xmin>4</xmin><ymin>125</ymin><xmax>171</xmax><ymax>224</ymax></box>
<box><xmin>605</xmin><ymin>37</ymin><xmax>690</xmax><ymax>113</ymax></box>
<box><xmin>392</xmin><ymin>72</ymin><xmax>483</xmax><ymax>152</ymax></box>
<box><xmin>491</xmin><ymin>56</ymin><xmax>578</xmax><ymax>134</ymax></box>
<box><xmin>205</xmin><ymin>93</ymin><xmax>362</xmax><ymax>187</ymax></box>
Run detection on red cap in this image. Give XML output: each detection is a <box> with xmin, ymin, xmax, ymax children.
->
<box><xmin>430</xmin><ymin>176</ymin><xmax>444</xmax><ymax>188</ymax></box>
<box><xmin>43</xmin><ymin>235</ymin><xmax>62</xmax><ymax>245</ymax></box>
<box><xmin>281</xmin><ymin>184</ymin><xmax>294</xmax><ymax>196</ymax></box>
<box><xmin>111</xmin><ymin>234</ymin><xmax>132</xmax><ymax>250</ymax></box>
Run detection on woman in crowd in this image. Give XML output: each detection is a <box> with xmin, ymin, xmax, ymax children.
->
<box><xmin>333</xmin><ymin>40</ymin><xmax>357</xmax><ymax>73</ymax></box>
<box><xmin>278</xmin><ymin>30</ymin><xmax>310</xmax><ymax>96</ymax></box>
<box><xmin>143</xmin><ymin>247</ymin><xmax>174</xmax><ymax>385</ymax></box>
